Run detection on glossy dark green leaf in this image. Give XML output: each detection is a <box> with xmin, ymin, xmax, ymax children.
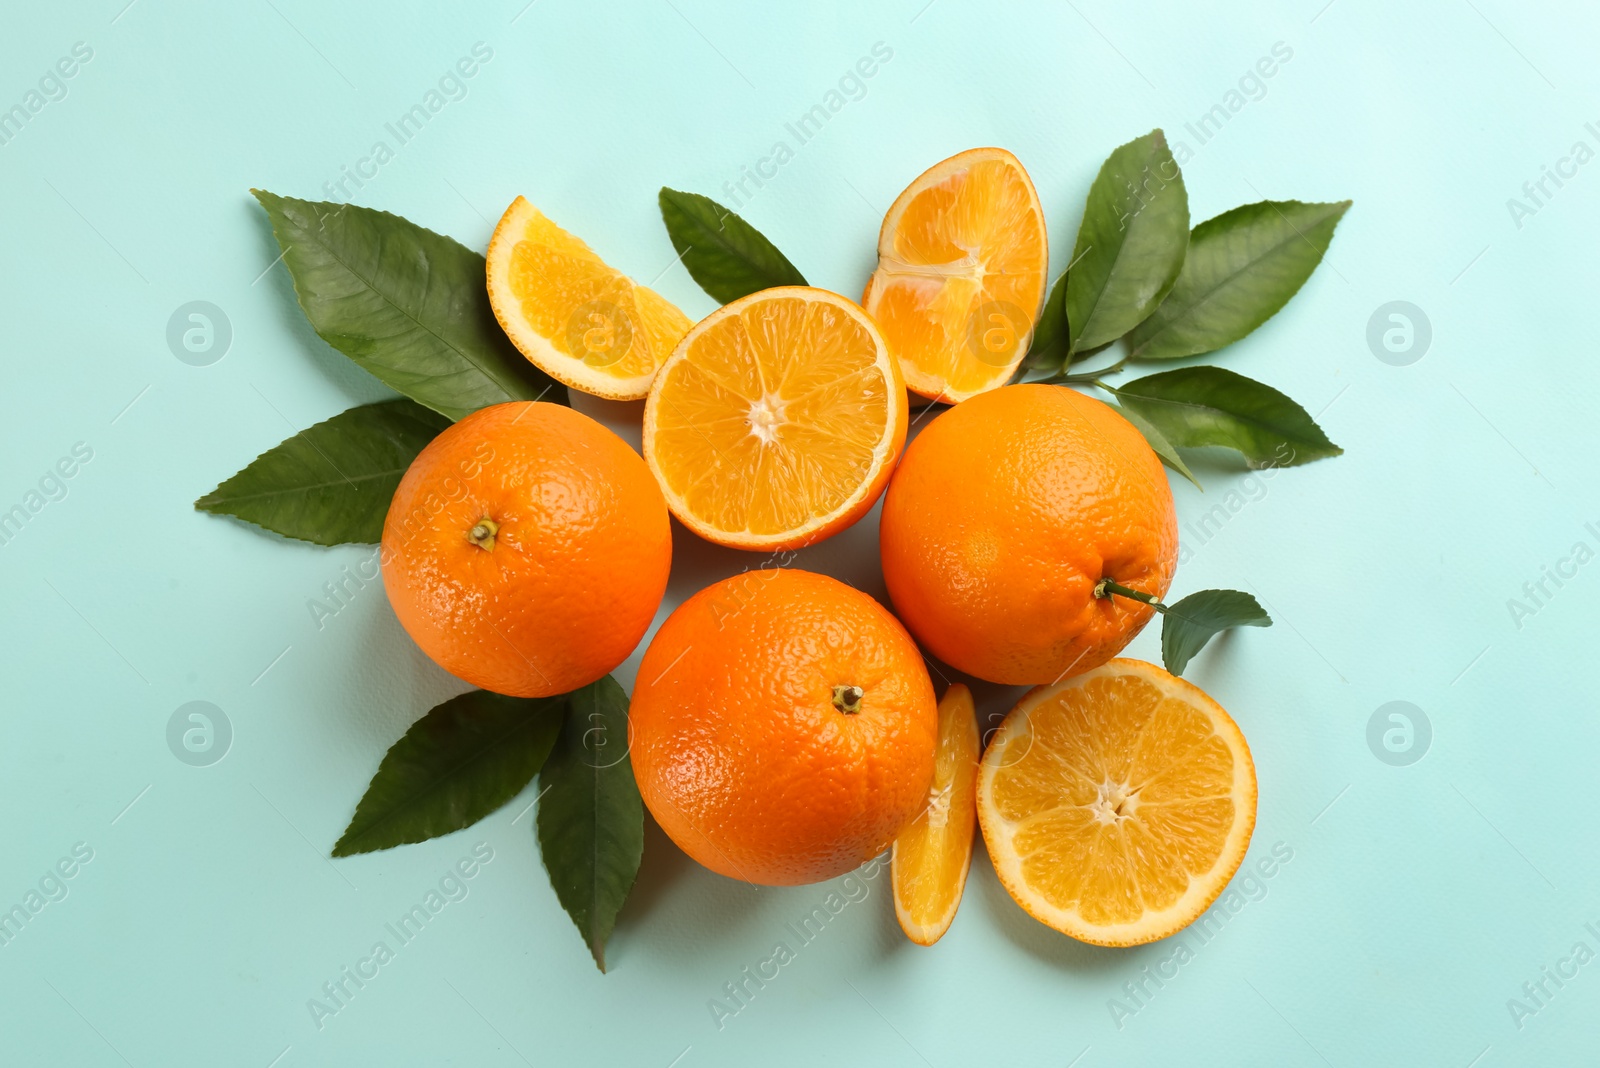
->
<box><xmin>195</xmin><ymin>399</ymin><xmax>448</xmax><ymax>545</ymax></box>
<box><xmin>252</xmin><ymin>190</ymin><xmax>567</xmax><ymax>420</ymax></box>
<box><xmin>1112</xmin><ymin>366</ymin><xmax>1341</xmax><ymax>467</ymax></box>
<box><xmin>1161</xmin><ymin>589</ymin><xmax>1272</xmax><ymax>676</ymax></box>
<box><xmin>1113</xmin><ymin>401</ymin><xmax>1199</xmax><ymax>488</ymax></box>
<box><xmin>658</xmin><ymin>187</ymin><xmax>806</xmax><ymax>304</ymax></box>
<box><xmin>332</xmin><ymin>690</ymin><xmax>566</xmax><ymax>857</ymax></box>
<box><xmin>1021</xmin><ymin>270</ymin><xmax>1070</xmax><ymax>375</ymax></box>
<box><xmin>1127</xmin><ymin>200</ymin><xmax>1351</xmax><ymax>359</ymax></box>
<box><xmin>537</xmin><ymin>676</ymin><xmax>644</xmax><ymax>972</ymax></box>
<box><xmin>1065</xmin><ymin>130</ymin><xmax>1189</xmax><ymax>356</ymax></box>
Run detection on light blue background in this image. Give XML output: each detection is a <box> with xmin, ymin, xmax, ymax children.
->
<box><xmin>3</xmin><ymin>1</ymin><xmax>1596</xmax><ymax>1064</ymax></box>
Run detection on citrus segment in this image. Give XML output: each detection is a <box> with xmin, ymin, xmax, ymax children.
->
<box><xmin>892</xmin><ymin>683</ymin><xmax>979</xmax><ymax>946</ymax></box>
<box><xmin>486</xmin><ymin>196</ymin><xmax>691</xmax><ymax>400</ymax></box>
<box><xmin>977</xmin><ymin>659</ymin><xmax>1256</xmax><ymax>946</ymax></box>
<box><xmin>643</xmin><ymin>287</ymin><xmax>906</xmax><ymax>551</ymax></box>
<box><xmin>863</xmin><ymin>148</ymin><xmax>1049</xmax><ymax>403</ymax></box>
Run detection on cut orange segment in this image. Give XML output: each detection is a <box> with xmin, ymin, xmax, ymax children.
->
<box><xmin>892</xmin><ymin>683</ymin><xmax>979</xmax><ymax>946</ymax></box>
<box><xmin>977</xmin><ymin>659</ymin><xmax>1256</xmax><ymax>946</ymax></box>
<box><xmin>642</xmin><ymin>287</ymin><xmax>906</xmax><ymax>551</ymax></box>
<box><xmin>487</xmin><ymin>196</ymin><xmax>691</xmax><ymax>400</ymax></box>
<box><xmin>862</xmin><ymin>148</ymin><xmax>1049</xmax><ymax>404</ymax></box>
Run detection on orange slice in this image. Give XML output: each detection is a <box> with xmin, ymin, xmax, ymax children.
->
<box><xmin>642</xmin><ymin>287</ymin><xmax>906</xmax><ymax>552</ymax></box>
<box><xmin>977</xmin><ymin>659</ymin><xmax>1256</xmax><ymax>946</ymax></box>
<box><xmin>487</xmin><ymin>196</ymin><xmax>691</xmax><ymax>400</ymax></box>
<box><xmin>892</xmin><ymin>683</ymin><xmax>979</xmax><ymax>945</ymax></box>
<box><xmin>862</xmin><ymin>148</ymin><xmax>1049</xmax><ymax>404</ymax></box>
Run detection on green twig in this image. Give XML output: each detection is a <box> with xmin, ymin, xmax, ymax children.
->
<box><xmin>1094</xmin><ymin>580</ymin><xmax>1247</xmax><ymax>633</ymax></box>
<box><xmin>1094</xmin><ymin>578</ymin><xmax>1163</xmax><ymax>608</ymax></box>
<box><xmin>1045</xmin><ymin>356</ymin><xmax>1127</xmax><ymax>387</ymax></box>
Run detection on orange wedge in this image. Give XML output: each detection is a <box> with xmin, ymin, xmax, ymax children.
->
<box><xmin>487</xmin><ymin>196</ymin><xmax>691</xmax><ymax>400</ymax></box>
<box><xmin>862</xmin><ymin>148</ymin><xmax>1049</xmax><ymax>404</ymax></box>
<box><xmin>892</xmin><ymin>683</ymin><xmax>979</xmax><ymax>946</ymax></box>
<box><xmin>642</xmin><ymin>287</ymin><xmax>906</xmax><ymax>552</ymax></box>
<box><xmin>977</xmin><ymin>659</ymin><xmax>1256</xmax><ymax>946</ymax></box>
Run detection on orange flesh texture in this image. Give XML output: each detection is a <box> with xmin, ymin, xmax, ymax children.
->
<box><xmin>647</xmin><ymin>290</ymin><xmax>905</xmax><ymax>546</ymax></box>
<box><xmin>981</xmin><ymin>661</ymin><xmax>1255</xmax><ymax>943</ymax></box>
<box><xmin>892</xmin><ymin>683</ymin><xmax>979</xmax><ymax>944</ymax></box>
<box><xmin>503</xmin><ymin>209</ymin><xmax>688</xmax><ymax>378</ymax></box>
<box><xmin>866</xmin><ymin>151</ymin><xmax>1047</xmax><ymax>401</ymax></box>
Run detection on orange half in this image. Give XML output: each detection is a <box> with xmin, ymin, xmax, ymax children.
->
<box><xmin>892</xmin><ymin>683</ymin><xmax>979</xmax><ymax>946</ymax></box>
<box><xmin>862</xmin><ymin>148</ymin><xmax>1049</xmax><ymax>404</ymax></box>
<box><xmin>977</xmin><ymin>659</ymin><xmax>1257</xmax><ymax>946</ymax></box>
<box><xmin>642</xmin><ymin>287</ymin><xmax>906</xmax><ymax>552</ymax></box>
<box><xmin>487</xmin><ymin>196</ymin><xmax>691</xmax><ymax>400</ymax></box>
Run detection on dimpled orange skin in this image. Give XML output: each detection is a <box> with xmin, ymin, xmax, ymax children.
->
<box><xmin>381</xmin><ymin>402</ymin><xmax>671</xmax><ymax>698</ymax></box>
<box><xmin>879</xmin><ymin>384</ymin><xmax>1177</xmax><ymax>686</ymax></box>
<box><xmin>628</xmin><ymin>569</ymin><xmax>938</xmax><ymax>886</ymax></box>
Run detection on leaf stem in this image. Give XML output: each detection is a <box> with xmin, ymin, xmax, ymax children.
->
<box><xmin>1048</xmin><ymin>356</ymin><xmax>1128</xmax><ymax>387</ymax></box>
<box><xmin>1094</xmin><ymin>578</ymin><xmax>1166</xmax><ymax>610</ymax></box>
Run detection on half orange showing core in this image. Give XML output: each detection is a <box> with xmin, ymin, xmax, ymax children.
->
<box><xmin>862</xmin><ymin>148</ymin><xmax>1049</xmax><ymax>404</ymax></box>
<box><xmin>977</xmin><ymin>659</ymin><xmax>1257</xmax><ymax>947</ymax></box>
<box><xmin>487</xmin><ymin>196</ymin><xmax>691</xmax><ymax>400</ymax></box>
<box><xmin>892</xmin><ymin>682</ymin><xmax>979</xmax><ymax>946</ymax></box>
<box><xmin>642</xmin><ymin>287</ymin><xmax>907</xmax><ymax>552</ymax></box>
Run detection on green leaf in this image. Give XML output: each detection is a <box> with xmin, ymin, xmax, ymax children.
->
<box><xmin>658</xmin><ymin>187</ymin><xmax>806</xmax><ymax>304</ymax></box>
<box><xmin>1127</xmin><ymin>200</ymin><xmax>1351</xmax><ymax>359</ymax></box>
<box><xmin>1113</xmin><ymin>401</ymin><xmax>1199</xmax><ymax>489</ymax></box>
<box><xmin>1161</xmin><ymin>589</ymin><xmax>1272</xmax><ymax>676</ymax></box>
<box><xmin>1112</xmin><ymin>366</ymin><xmax>1341</xmax><ymax>467</ymax></box>
<box><xmin>536</xmin><ymin>676</ymin><xmax>644</xmax><ymax>972</ymax></box>
<box><xmin>251</xmin><ymin>190</ymin><xmax>567</xmax><ymax>420</ymax></box>
<box><xmin>1021</xmin><ymin>270</ymin><xmax>1070</xmax><ymax>375</ymax></box>
<box><xmin>332</xmin><ymin>690</ymin><xmax>566</xmax><ymax>857</ymax></box>
<box><xmin>195</xmin><ymin>399</ymin><xmax>448</xmax><ymax>546</ymax></box>
<box><xmin>1065</xmin><ymin>130</ymin><xmax>1189</xmax><ymax>356</ymax></box>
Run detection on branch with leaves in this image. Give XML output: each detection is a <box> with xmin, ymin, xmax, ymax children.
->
<box><xmin>1022</xmin><ymin>131</ymin><xmax>1348</xmax><ymax>489</ymax></box>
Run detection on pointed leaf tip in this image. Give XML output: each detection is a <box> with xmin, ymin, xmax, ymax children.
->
<box><xmin>196</xmin><ymin>399</ymin><xmax>449</xmax><ymax>545</ymax></box>
<box><xmin>536</xmin><ymin>676</ymin><xmax>644</xmax><ymax>972</ymax></box>
<box><xmin>1112</xmin><ymin>366</ymin><xmax>1340</xmax><ymax>468</ymax></box>
<box><xmin>657</xmin><ymin>187</ymin><xmax>806</xmax><ymax>304</ymax></box>
<box><xmin>1128</xmin><ymin>199</ymin><xmax>1351</xmax><ymax>360</ymax></box>
<box><xmin>251</xmin><ymin>190</ymin><xmax>567</xmax><ymax>419</ymax></box>
<box><xmin>1161</xmin><ymin>589</ymin><xmax>1272</xmax><ymax>676</ymax></box>
<box><xmin>1065</xmin><ymin>130</ymin><xmax>1189</xmax><ymax>355</ymax></box>
<box><xmin>332</xmin><ymin>689</ymin><xmax>565</xmax><ymax>857</ymax></box>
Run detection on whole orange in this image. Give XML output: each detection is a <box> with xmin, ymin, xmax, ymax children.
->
<box><xmin>381</xmin><ymin>401</ymin><xmax>670</xmax><ymax>698</ymax></box>
<box><xmin>629</xmin><ymin>568</ymin><xmax>937</xmax><ymax>886</ymax></box>
<box><xmin>879</xmin><ymin>383</ymin><xmax>1177</xmax><ymax>685</ymax></box>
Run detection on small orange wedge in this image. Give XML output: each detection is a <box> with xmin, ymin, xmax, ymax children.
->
<box><xmin>642</xmin><ymin>287</ymin><xmax>906</xmax><ymax>552</ymax></box>
<box><xmin>862</xmin><ymin>148</ymin><xmax>1049</xmax><ymax>404</ymax></box>
<box><xmin>892</xmin><ymin>683</ymin><xmax>979</xmax><ymax>946</ymax></box>
<box><xmin>977</xmin><ymin>659</ymin><xmax>1257</xmax><ymax>946</ymax></box>
<box><xmin>487</xmin><ymin>196</ymin><xmax>691</xmax><ymax>400</ymax></box>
